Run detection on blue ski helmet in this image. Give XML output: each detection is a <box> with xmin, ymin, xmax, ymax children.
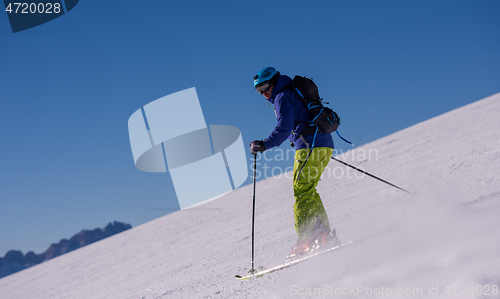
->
<box><xmin>254</xmin><ymin>67</ymin><xmax>280</xmax><ymax>87</ymax></box>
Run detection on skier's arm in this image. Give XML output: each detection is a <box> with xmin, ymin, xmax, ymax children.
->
<box><xmin>263</xmin><ymin>93</ymin><xmax>294</xmax><ymax>150</ymax></box>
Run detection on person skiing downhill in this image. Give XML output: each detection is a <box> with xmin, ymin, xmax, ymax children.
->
<box><xmin>250</xmin><ymin>67</ymin><xmax>340</xmax><ymax>260</ymax></box>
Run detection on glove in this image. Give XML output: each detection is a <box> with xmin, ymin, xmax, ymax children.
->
<box><xmin>250</xmin><ymin>140</ymin><xmax>266</xmax><ymax>155</ymax></box>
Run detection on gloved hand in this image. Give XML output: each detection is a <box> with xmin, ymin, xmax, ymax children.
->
<box><xmin>250</xmin><ymin>140</ymin><xmax>266</xmax><ymax>155</ymax></box>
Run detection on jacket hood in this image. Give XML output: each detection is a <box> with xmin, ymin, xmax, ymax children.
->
<box><xmin>267</xmin><ymin>75</ymin><xmax>293</xmax><ymax>104</ymax></box>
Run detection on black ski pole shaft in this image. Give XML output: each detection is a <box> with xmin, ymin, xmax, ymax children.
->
<box><xmin>330</xmin><ymin>156</ymin><xmax>412</xmax><ymax>194</ymax></box>
<box><xmin>251</xmin><ymin>154</ymin><xmax>257</xmax><ymax>273</ymax></box>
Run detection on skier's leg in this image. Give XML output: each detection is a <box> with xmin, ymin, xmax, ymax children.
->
<box><xmin>293</xmin><ymin>147</ymin><xmax>334</xmax><ymax>242</ymax></box>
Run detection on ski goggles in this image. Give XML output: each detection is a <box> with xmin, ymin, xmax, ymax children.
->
<box><xmin>255</xmin><ymin>81</ymin><xmax>271</xmax><ymax>94</ymax></box>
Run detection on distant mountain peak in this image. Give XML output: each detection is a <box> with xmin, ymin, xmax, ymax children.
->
<box><xmin>0</xmin><ymin>221</ymin><xmax>132</xmax><ymax>279</ymax></box>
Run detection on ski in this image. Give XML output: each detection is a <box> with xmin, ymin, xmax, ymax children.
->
<box><xmin>235</xmin><ymin>241</ymin><xmax>353</xmax><ymax>280</ymax></box>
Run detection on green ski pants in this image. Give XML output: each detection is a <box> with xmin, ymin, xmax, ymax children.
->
<box><xmin>293</xmin><ymin>147</ymin><xmax>334</xmax><ymax>241</ymax></box>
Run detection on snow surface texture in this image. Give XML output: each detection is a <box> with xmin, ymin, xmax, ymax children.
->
<box><xmin>1</xmin><ymin>93</ymin><xmax>499</xmax><ymax>298</ymax></box>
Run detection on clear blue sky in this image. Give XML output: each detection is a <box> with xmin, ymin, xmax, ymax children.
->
<box><xmin>1</xmin><ymin>0</ymin><xmax>499</xmax><ymax>255</ymax></box>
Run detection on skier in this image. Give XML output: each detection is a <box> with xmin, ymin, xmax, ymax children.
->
<box><xmin>250</xmin><ymin>67</ymin><xmax>340</xmax><ymax>260</ymax></box>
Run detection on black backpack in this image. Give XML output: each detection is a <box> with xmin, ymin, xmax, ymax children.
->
<box><xmin>290</xmin><ymin>76</ymin><xmax>340</xmax><ymax>136</ymax></box>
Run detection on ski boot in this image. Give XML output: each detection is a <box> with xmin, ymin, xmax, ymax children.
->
<box><xmin>286</xmin><ymin>238</ymin><xmax>314</xmax><ymax>262</ymax></box>
<box><xmin>313</xmin><ymin>229</ymin><xmax>341</xmax><ymax>250</ymax></box>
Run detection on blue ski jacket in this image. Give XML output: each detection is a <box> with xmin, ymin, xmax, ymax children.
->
<box><xmin>262</xmin><ymin>75</ymin><xmax>334</xmax><ymax>151</ymax></box>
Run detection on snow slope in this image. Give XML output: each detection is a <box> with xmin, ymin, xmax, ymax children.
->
<box><xmin>1</xmin><ymin>93</ymin><xmax>499</xmax><ymax>299</ymax></box>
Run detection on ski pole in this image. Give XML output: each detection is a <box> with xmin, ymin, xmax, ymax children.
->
<box><xmin>251</xmin><ymin>154</ymin><xmax>257</xmax><ymax>273</ymax></box>
<box><xmin>330</xmin><ymin>156</ymin><xmax>412</xmax><ymax>194</ymax></box>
